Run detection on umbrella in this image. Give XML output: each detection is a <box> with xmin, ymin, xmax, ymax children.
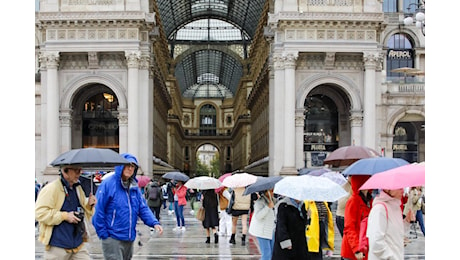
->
<box><xmin>323</xmin><ymin>145</ymin><xmax>381</xmax><ymax>167</ymax></box>
<box><xmin>243</xmin><ymin>176</ymin><xmax>283</xmax><ymax>195</ymax></box>
<box><xmin>359</xmin><ymin>163</ymin><xmax>425</xmax><ymax>190</ymax></box>
<box><xmin>342</xmin><ymin>157</ymin><xmax>409</xmax><ymax>176</ymax></box>
<box><xmin>101</xmin><ymin>171</ymin><xmax>114</xmax><ymax>180</ymax></box>
<box><xmin>162</xmin><ymin>171</ymin><xmax>190</xmax><ymax>182</ymax></box>
<box><xmin>50</xmin><ymin>148</ymin><xmax>130</xmax><ymax>167</ymax></box>
<box><xmin>274</xmin><ymin>175</ymin><xmax>348</xmax><ymax>202</ymax></box>
<box><xmin>184</xmin><ymin>176</ymin><xmax>222</xmax><ymax>190</ymax></box>
<box><xmin>222</xmin><ymin>172</ymin><xmax>257</xmax><ymax>188</ymax></box>
<box><xmin>215</xmin><ymin>173</ymin><xmax>232</xmax><ymax>193</ymax></box>
<box><xmin>320</xmin><ymin>171</ymin><xmax>348</xmax><ymax>186</ymax></box>
<box><xmin>137</xmin><ymin>175</ymin><xmax>151</xmax><ymax>188</ymax></box>
<box><xmin>300</xmin><ymin>168</ymin><xmax>331</xmax><ymax>176</ymax></box>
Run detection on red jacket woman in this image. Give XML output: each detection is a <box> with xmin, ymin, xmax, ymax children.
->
<box><xmin>341</xmin><ymin>175</ymin><xmax>373</xmax><ymax>260</ymax></box>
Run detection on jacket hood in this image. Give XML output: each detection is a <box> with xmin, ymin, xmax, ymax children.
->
<box><xmin>350</xmin><ymin>175</ymin><xmax>371</xmax><ymax>193</ymax></box>
<box><xmin>114</xmin><ymin>153</ymin><xmax>139</xmax><ymax>180</ymax></box>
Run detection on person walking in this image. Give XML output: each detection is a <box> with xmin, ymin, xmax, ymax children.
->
<box><xmin>336</xmin><ymin>180</ymin><xmax>351</xmax><ymax>238</ymax></box>
<box><xmin>248</xmin><ymin>190</ymin><xmax>276</xmax><ymax>260</ymax></box>
<box><xmin>367</xmin><ymin>188</ymin><xmax>405</xmax><ymax>260</ymax></box>
<box><xmin>272</xmin><ymin>196</ymin><xmax>309</xmax><ymax>259</ymax></box>
<box><xmin>145</xmin><ymin>180</ymin><xmax>163</xmax><ymax>221</ymax></box>
<box><xmin>172</xmin><ymin>180</ymin><xmax>188</xmax><ymax>231</ymax></box>
<box><xmin>35</xmin><ymin>165</ymin><xmax>97</xmax><ymax>259</ymax></box>
<box><xmin>304</xmin><ymin>200</ymin><xmax>335</xmax><ymax>260</ymax></box>
<box><xmin>167</xmin><ymin>179</ymin><xmax>175</xmax><ymax>215</ymax></box>
<box><xmin>92</xmin><ymin>153</ymin><xmax>163</xmax><ymax>260</ymax></box>
<box><xmin>228</xmin><ymin>186</ymin><xmax>251</xmax><ymax>245</ymax></box>
<box><xmin>201</xmin><ymin>189</ymin><xmax>220</xmax><ymax>243</ymax></box>
<box><xmin>341</xmin><ymin>175</ymin><xmax>373</xmax><ymax>260</ymax></box>
<box><xmin>403</xmin><ymin>186</ymin><xmax>425</xmax><ymax>236</ymax></box>
<box><xmin>161</xmin><ymin>182</ymin><xmax>168</xmax><ymax>209</ymax></box>
<box><xmin>217</xmin><ymin>187</ymin><xmax>232</xmax><ymax>237</ymax></box>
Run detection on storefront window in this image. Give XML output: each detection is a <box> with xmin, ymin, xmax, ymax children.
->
<box><xmin>393</xmin><ymin>122</ymin><xmax>418</xmax><ymax>163</ymax></box>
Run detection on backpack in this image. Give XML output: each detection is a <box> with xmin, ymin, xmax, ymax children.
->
<box><xmin>358</xmin><ymin>202</ymin><xmax>388</xmax><ymax>252</ymax></box>
<box><xmin>148</xmin><ymin>185</ymin><xmax>160</xmax><ymax>201</ymax></box>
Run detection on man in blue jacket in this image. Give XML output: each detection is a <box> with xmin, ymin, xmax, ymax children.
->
<box><xmin>93</xmin><ymin>153</ymin><xmax>163</xmax><ymax>259</ymax></box>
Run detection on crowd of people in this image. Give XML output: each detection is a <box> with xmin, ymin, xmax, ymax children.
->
<box><xmin>35</xmin><ymin>156</ymin><xmax>425</xmax><ymax>260</ymax></box>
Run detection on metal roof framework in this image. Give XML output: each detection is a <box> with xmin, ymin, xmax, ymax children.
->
<box><xmin>156</xmin><ymin>0</ymin><xmax>265</xmax><ymax>99</ymax></box>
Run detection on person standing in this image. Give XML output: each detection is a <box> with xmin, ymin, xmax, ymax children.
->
<box><xmin>336</xmin><ymin>180</ymin><xmax>351</xmax><ymax>238</ymax></box>
<box><xmin>367</xmin><ymin>189</ymin><xmax>405</xmax><ymax>260</ymax></box>
<box><xmin>248</xmin><ymin>190</ymin><xmax>276</xmax><ymax>260</ymax></box>
<box><xmin>341</xmin><ymin>175</ymin><xmax>373</xmax><ymax>260</ymax></box>
<box><xmin>172</xmin><ymin>180</ymin><xmax>188</xmax><ymax>231</ymax></box>
<box><xmin>35</xmin><ymin>165</ymin><xmax>97</xmax><ymax>259</ymax></box>
<box><xmin>304</xmin><ymin>200</ymin><xmax>335</xmax><ymax>260</ymax></box>
<box><xmin>272</xmin><ymin>196</ymin><xmax>309</xmax><ymax>259</ymax></box>
<box><xmin>92</xmin><ymin>153</ymin><xmax>163</xmax><ymax>260</ymax></box>
<box><xmin>228</xmin><ymin>186</ymin><xmax>251</xmax><ymax>245</ymax></box>
<box><xmin>167</xmin><ymin>179</ymin><xmax>175</xmax><ymax>215</ymax></box>
<box><xmin>201</xmin><ymin>189</ymin><xmax>220</xmax><ymax>243</ymax></box>
<box><xmin>145</xmin><ymin>180</ymin><xmax>163</xmax><ymax>221</ymax></box>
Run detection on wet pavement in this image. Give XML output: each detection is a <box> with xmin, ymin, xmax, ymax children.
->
<box><xmin>35</xmin><ymin>202</ymin><xmax>425</xmax><ymax>259</ymax></box>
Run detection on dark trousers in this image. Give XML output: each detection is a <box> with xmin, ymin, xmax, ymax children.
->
<box><xmin>335</xmin><ymin>215</ymin><xmax>345</xmax><ymax>237</ymax></box>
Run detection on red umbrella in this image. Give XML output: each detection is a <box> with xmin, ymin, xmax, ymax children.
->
<box><xmin>359</xmin><ymin>163</ymin><xmax>425</xmax><ymax>190</ymax></box>
<box><xmin>137</xmin><ymin>175</ymin><xmax>151</xmax><ymax>188</ymax></box>
<box><xmin>323</xmin><ymin>145</ymin><xmax>380</xmax><ymax>167</ymax></box>
<box><xmin>215</xmin><ymin>173</ymin><xmax>232</xmax><ymax>193</ymax></box>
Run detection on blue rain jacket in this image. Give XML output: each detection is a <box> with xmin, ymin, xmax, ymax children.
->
<box><xmin>92</xmin><ymin>153</ymin><xmax>160</xmax><ymax>241</ymax></box>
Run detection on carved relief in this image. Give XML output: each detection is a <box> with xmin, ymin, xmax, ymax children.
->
<box><xmin>125</xmin><ymin>51</ymin><xmax>141</xmax><ymax>68</ymax></box>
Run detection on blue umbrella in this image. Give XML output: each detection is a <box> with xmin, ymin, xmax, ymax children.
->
<box><xmin>341</xmin><ymin>157</ymin><xmax>409</xmax><ymax>176</ymax></box>
<box><xmin>243</xmin><ymin>176</ymin><xmax>283</xmax><ymax>195</ymax></box>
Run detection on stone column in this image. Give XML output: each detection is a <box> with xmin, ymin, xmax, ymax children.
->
<box><xmin>295</xmin><ymin>109</ymin><xmax>305</xmax><ymax>170</ymax></box>
<box><xmin>350</xmin><ymin>110</ymin><xmax>363</xmax><ymax>146</ymax></box>
<box><xmin>362</xmin><ymin>51</ymin><xmax>381</xmax><ymax>149</ymax></box>
<box><xmin>269</xmin><ymin>52</ymin><xmax>285</xmax><ymax>176</ymax></box>
<box><xmin>60</xmin><ymin>109</ymin><xmax>72</xmax><ymax>152</ymax></box>
<box><xmin>118</xmin><ymin>109</ymin><xmax>128</xmax><ymax>154</ymax></box>
<box><xmin>138</xmin><ymin>53</ymin><xmax>153</xmax><ymax>174</ymax></box>
<box><xmin>125</xmin><ymin>51</ymin><xmax>140</xmax><ymax>157</ymax></box>
<box><xmin>44</xmin><ymin>51</ymin><xmax>60</xmax><ymax>165</ymax></box>
<box><xmin>281</xmin><ymin>51</ymin><xmax>298</xmax><ymax>175</ymax></box>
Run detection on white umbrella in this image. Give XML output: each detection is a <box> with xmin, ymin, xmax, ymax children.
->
<box><xmin>274</xmin><ymin>175</ymin><xmax>348</xmax><ymax>202</ymax></box>
<box><xmin>222</xmin><ymin>172</ymin><xmax>257</xmax><ymax>188</ymax></box>
<box><xmin>184</xmin><ymin>176</ymin><xmax>222</xmax><ymax>190</ymax></box>
<box><xmin>319</xmin><ymin>171</ymin><xmax>348</xmax><ymax>186</ymax></box>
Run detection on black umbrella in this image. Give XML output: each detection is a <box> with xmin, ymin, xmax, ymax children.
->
<box><xmin>50</xmin><ymin>148</ymin><xmax>130</xmax><ymax>167</ymax></box>
<box><xmin>243</xmin><ymin>176</ymin><xmax>283</xmax><ymax>196</ymax></box>
<box><xmin>162</xmin><ymin>171</ymin><xmax>190</xmax><ymax>182</ymax></box>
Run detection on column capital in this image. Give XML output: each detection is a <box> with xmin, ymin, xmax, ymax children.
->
<box><xmin>283</xmin><ymin>51</ymin><xmax>298</xmax><ymax>69</ymax></box>
<box><xmin>363</xmin><ymin>51</ymin><xmax>384</xmax><ymax>70</ymax></box>
<box><xmin>60</xmin><ymin>110</ymin><xmax>72</xmax><ymax>127</ymax></box>
<box><xmin>295</xmin><ymin>109</ymin><xmax>305</xmax><ymax>127</ymax></box>
<box><xmin>349</xmin><ymin>110</ymin><xmax>363</xmax><ymax>127</ymax></box>
<box><xmin>40</xmin><ymin>51</ymin><xmax>60</xmax><ymax>69</ymax></box>
<box><xmin>139</xmin><ymin>54</ymin><xmax>151</xmax><ymax>70</ymax></box>
<box><xmin>125</xmin><ymin>51</ymin><xmax>141</xmax><ymax>68</ymax></box>
<box><xmin>118</xmin><ymin>109</ymin><xmax>128</xmax><ymax>125</ymax></box>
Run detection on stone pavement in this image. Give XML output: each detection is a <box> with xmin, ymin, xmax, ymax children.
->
<box><xmin>35</xmin><ymin>202</ymin><xmax>425</xmax><ymax>259</ymax></box>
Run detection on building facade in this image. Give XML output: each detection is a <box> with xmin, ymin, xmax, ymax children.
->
<box><xmin>35</xmin><ymin>0</ymin><xmax>425</xmax><ymax>182</ymax></box>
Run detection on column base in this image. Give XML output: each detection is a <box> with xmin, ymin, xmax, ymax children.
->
<box><xmin>279</xmin><ymin>167</ymin><xmax>298</xmax><ymax>176</ymax></box>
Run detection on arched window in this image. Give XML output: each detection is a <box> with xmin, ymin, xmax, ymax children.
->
<box><xmin>386</xmin><ymin>33</ymin><xmax>415</xmax><ymax>82</ymax></box>
<box><xmin>199</xmin><ymin>104</ymin><xmax>217</xmax><ymax>136</ymax></box>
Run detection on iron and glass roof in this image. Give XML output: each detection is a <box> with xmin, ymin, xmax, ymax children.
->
<box><xmin>156</xmin><ymin>0</ymin><xmax>265</xmax><ymax>99</ymax></box>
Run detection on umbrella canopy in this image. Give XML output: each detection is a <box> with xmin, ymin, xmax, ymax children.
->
<box><xmin>274</xmin><ymin>175</ymin><xmax>348</xmax><ymax>202</ymax></box>
<box><xmin>215</xmin><ymin>173</ymin><xmax>232</xmax><ymax>193</ymax></box>
<box><xmin>243</xmin><ymin>176</ymin><xmax>283</xmax><ymax>196</ymax></box>
<box><xmin>359</xmin><ymin>163</ymin><xmax>425</xmax><ymax>190</ymax></box>
<box><xmin>323</xmin><ymin>145</ymin><xmax>381</xmax><ymax>167</ymax></box>
<box><xmin>50</xmin><ymin>148</ymin><xmax>130</xmax><ymax>167</ymax></box>
<box><xmin>162</xmin><ymin>171</ymin><xmax>190</xmax><ymax>182</ymax></box>
<box><xmin>137</xmin><ymin>175</ymin><xmax>151</xmax><ymax>188</ymax></box>
<box><xmin>185</xmin><ymin>176</ymin><xmax>222</xmax><ymax>190</ymax></box>
<box><xmin>342</xmin><ymin>157</ymin><xmax>409</xmax><ymax>176</ymax></box>
<box><xmin>222</xmin><ymin>172</ymin><xmax>257</xmax><ymax>188</ymax></box>
<box><xmin>320</xmin><ymin>171</ymin><xmax>348</xmax><ymax>186</ymax></box>
<box><xmin>300</xmin><ymin>168</ymin><xmax>331</xmax><ymax>176</ymax></box>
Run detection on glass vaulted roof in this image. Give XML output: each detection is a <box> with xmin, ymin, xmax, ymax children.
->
<box><xmin>156</xmin><ymin>0</ymin><xmax>266</xmax><ymax>99</ymax></box>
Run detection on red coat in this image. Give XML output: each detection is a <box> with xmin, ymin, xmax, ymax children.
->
<box><xmin>173</xmin><ymin>184</ymin><xmax>188</xmax><ymax>206</ymax></box>
<box><xmin>341</xmin><ymin>175</ymin><xmax>372</xmax><ymax>260</ymax></box>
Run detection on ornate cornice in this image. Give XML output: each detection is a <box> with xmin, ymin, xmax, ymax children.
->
<box><xmin>37</xmin><ymin>11</ymin><xmax>155</xmax><ymax>24</ymax></box>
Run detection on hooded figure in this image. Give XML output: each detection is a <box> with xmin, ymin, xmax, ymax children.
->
<box><xmin>92</xmin><ymin>153</ymin><xmax>161</xmax><ymax>243</ymax></box>
<box><xmin>341</xmin><ymin>175</ymin><xmax>373</xmax><ymax>260</ymax></box>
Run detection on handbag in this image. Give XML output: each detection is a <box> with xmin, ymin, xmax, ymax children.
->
<box><xmin>196</xmin><ymin>207</ymin><xmax>205</xmax><ymax>221</ymax></box>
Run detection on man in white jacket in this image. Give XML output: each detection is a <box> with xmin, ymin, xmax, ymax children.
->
<box><xmin>367</xmin><ymin>189</ymin><xmax>405</xmax><ymax>260</ymax></box>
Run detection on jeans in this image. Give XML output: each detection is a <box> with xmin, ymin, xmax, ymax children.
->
<box><xmin>174</xmin><ymin>201</ymin><xmax>185</xmax><ymax>227</ymax></box>
<box><xmin>336</xmin><ymin>215</ymin><xmax>345</xmax><ymax>237</ymax></box>
<box><xmin>257</xmin><ymin>237</ymin><xmax>274</xmax><ymax>260</ymax></box>
<box><xmin>416</xmin><ymin>209</ymin><xmax>425</xmax><ymax>236</ymax></box>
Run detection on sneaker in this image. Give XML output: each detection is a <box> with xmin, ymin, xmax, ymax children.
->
<box><xmin>150</xmin><ymin>228</ymin><xmax>155</xmax><ymax>232</ymax></box>
<box><xmin>181</xmin><ymin>226</ymin><xmax>186</xmax><ymax>231</ymax></box>
<box><xmin>173</xmin><ymin>226</ymin><xmax>181</xmax><ymax>231</ymax></box>
<box><xmin>168</xmin><ymin>210</ymin><xmax>173</xmax><ymax>215</ymax></box>
<box><xmin>190</xmin><ymin>210</ymin><xmax>195</xmax><ymax>215</ymax></box>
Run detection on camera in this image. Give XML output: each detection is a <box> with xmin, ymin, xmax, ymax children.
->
<box><xmin>74</xmin><ymin>207</ymin><xmax>85</xmax><ymax>221</ymax></box>
<box><xmin>73</xmin><ymin>207</ymin><xmax>86</xmax><ymax>236</ymax></box>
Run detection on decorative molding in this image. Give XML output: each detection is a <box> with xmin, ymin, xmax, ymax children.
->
<box><xmin>41</xmin><ymin>51</ymin><xmax>60</xmax><ymax>69</ymax></box>
<box><xmin>349</xmin><ymin>110</ymin><xmax>363</xmax><ymax>127</ymax></box>
<box><xmin>125</xmin><ymin>51</ymin><xmax>141</xmax><ymax>68</ymax></box>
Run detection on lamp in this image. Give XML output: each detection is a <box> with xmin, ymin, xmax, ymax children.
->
<box><xmin>103</xmin><ymin>93</ymin><xmax>114</xmax><ymax>103</ymax></box>
<box><xmin>403</xmin><ymin>3</ymin><xmax>425</xmax><ymax>36</ymax></box>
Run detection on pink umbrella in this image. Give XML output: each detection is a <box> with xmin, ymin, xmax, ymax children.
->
<box><xmin>137</xmin><ymin>175</ymin><xmax>151</xmax><ymax>188</ymax></box>
<box><xmin>222</xmin><ymin>172</ymin><xmax>257</xmax><ymax>188</ymax></box>
<box><xmin>215</xmin><ymin>173</ymin><xmax>232</xmax><ymax>193</ymax></box>
<box><xmin>359</xmin><ymin>163</ymin><xmax>425</xmax><ymax>190</ymax></box>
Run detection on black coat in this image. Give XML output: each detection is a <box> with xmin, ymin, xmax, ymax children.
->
<box><xmin>272</xmin><ymin>198</ymin><xmax>309</xmax><ymax>260</ymax></box>
<box><xmin>202</xmin><ymin>189</ymin><xmax>219</xmax><ymax>228</ymax></box>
